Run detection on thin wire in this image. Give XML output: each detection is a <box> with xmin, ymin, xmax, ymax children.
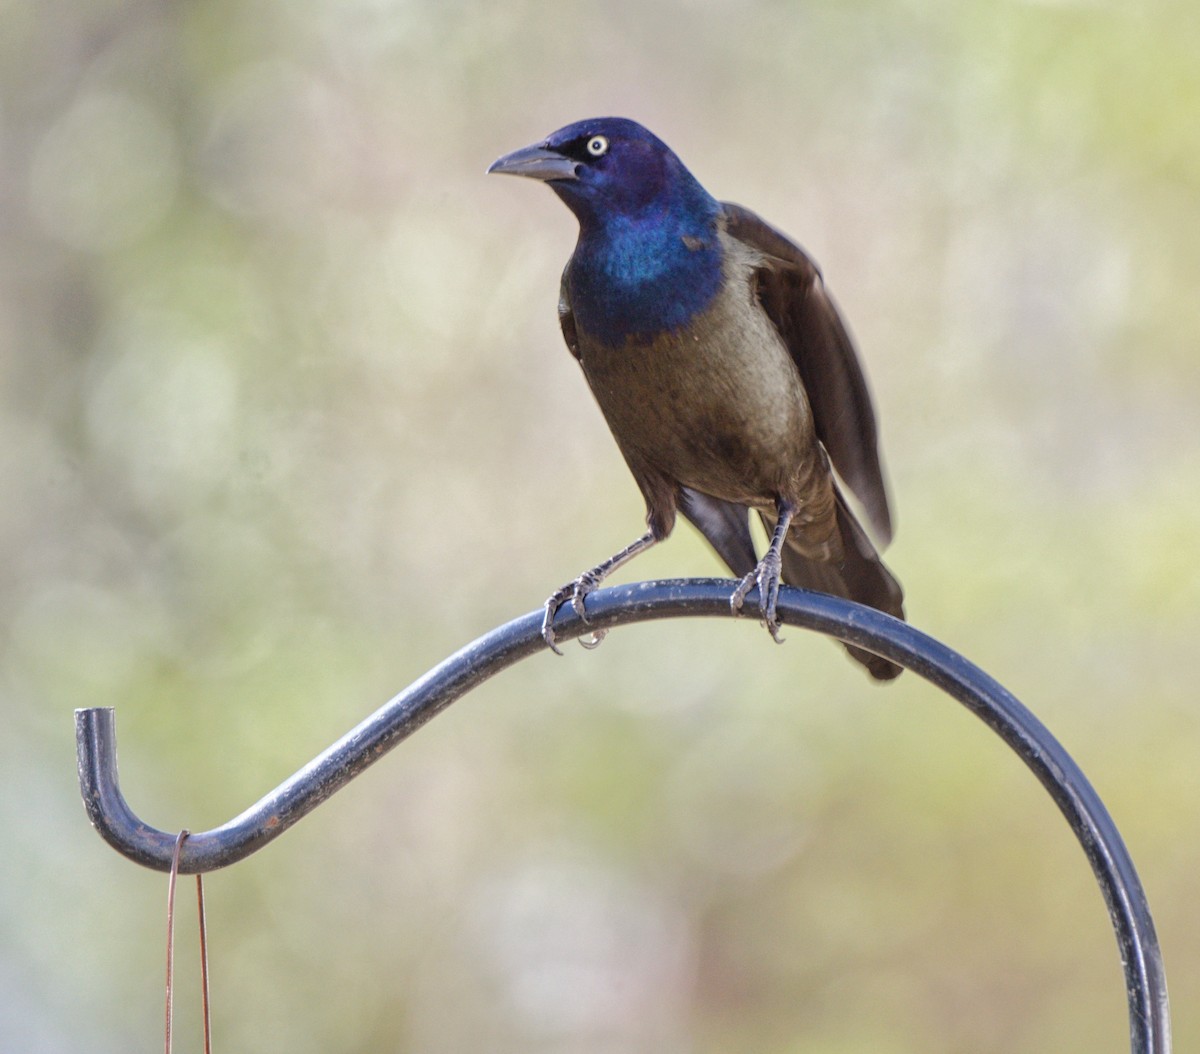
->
<box><xmin>196</xmin><ymin>871</ymin><xmax>212</xmax><ymax>1054</ymax></box>
<box><xmin>165</xmin><ymin>830</ymin><xmax>188</xmax><ymax>1054</ymax></box>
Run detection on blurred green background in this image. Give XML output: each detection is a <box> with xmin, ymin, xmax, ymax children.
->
<box><xmin>3</xmin><ymin>0</ymin><xmax>1198</xmax><ymax>1050</ymax></box>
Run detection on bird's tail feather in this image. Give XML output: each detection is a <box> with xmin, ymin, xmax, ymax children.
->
<box><xmin>767</xmin><ymin>491</ymin><xmax>905</xmax><ymax>681</ymax></box>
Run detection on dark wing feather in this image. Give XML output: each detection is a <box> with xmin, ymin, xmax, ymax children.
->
<box><xmin>722</xmin><ymin>202</ymin><xmax>893</xmax><ymax>544</ymax></box>
<box><xmin>678</xmin><ymin>488</ymin><xmax>757</xmax><ymax>576</ymax></box>
<box><xmin>557</xmin><ymin>268</ymin><xmax>582</xmax><ymax>361</ymax></box>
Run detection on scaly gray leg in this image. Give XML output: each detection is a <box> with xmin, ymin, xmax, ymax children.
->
<box><xmin>730</xmin><ymin>500</ymin><xmax>795</xmax><ymax>643</ymax></box>
<box><xmin>542</xmin><ymin>531</ymin><xmax>658</xmax><ymax>653</ymax></box>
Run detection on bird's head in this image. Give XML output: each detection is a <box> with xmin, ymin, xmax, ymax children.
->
<box><xmin>487</xmin><ymin>117</ymin><xmax>717</xmax><ymax>231</ymax></box>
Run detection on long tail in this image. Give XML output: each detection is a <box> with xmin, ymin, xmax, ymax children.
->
<box><xmin>767</xmin><ymin>490</ymin><xmax>905</xmax><ymax>681</ymax></box>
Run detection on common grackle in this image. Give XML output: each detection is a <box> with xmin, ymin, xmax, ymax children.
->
<box><xmin>489</xmin><ymin>118</ymin><xmax>904</xmax><ymax>680</ymax></box>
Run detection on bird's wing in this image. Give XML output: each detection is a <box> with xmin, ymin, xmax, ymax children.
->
<box><xmin>721</xmin><ymin>202</ymin><xmax>893</xmax><ymax>545</ymax></box>
<box><xmin>557</xmin><ymin>268</ymin><xmax>582</xmax><ymax>361</ymax></box>
<box><xmin>678</xmin><ymin>488</ymin><xmax>758</xmax><ymax>576</ymax></box>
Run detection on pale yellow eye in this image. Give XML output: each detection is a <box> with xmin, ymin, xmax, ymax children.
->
<box><xmin>586</xmin><ymin>135</ymin><xmax>609</xmax><ymax>157</ymax></box>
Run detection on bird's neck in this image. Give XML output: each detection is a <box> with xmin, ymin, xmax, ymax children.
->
<box><xmin>568</xmin><ymin>202</ymin><xmax>724</xmax><ymax>347</ymax></box>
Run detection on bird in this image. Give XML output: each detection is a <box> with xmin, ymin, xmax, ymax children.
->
<box><xmin>488</xmin><ymin>117</ymin><xmax>904</xmax><ymax>680</ymax></box>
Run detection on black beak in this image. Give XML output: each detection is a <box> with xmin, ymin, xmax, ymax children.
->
<box><xmin>487</xmin><ymin>143</ymin><xmax>579</xmax><ymax>182</ymax></box>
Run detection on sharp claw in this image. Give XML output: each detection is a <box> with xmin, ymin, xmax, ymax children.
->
<box><xmin>730</xmin><ymin>572</ymin><xmax>755</xmax><ymax>615</ymax></box>
<box><xmin>730</xmin><ymin>553</ymin><xmax>785</xmax><ymax>643</ymax></box>
<box><xmin>543</xmin><ymin>572</ymin><xmax>602</xmax><ymax>655</ymax></box>
<box><xmin>574</xmin><ymin>571</ymin><xmax>608</xmax><ymax>648</ymax></box>
<box><xmin>570</xmin><ymin>589</ymin><xmax>589</xmax><ymax>623</ymax></box>
<box><xmin>542</xmin><ymin>596</ymin><xmax>567</xmax><ymax>656</ymax></box>
<box><xmin>570</xmin><ymin>570</ymin><xmax>601</xmax><ymax>622</ymax></box>
<box><xmin>578</xmin><ymin>629</ymin><xmax>608</xmax><ymax>650</ymax></box>
<box><xmin>542</xmin><ymin>625</ymin><xmax>565</xmax><ymax>655</ymax></box>
<box><xmin>764</xmin><ymin>572</ymin><xmax>782</xmax><ymax>637</ymax></box>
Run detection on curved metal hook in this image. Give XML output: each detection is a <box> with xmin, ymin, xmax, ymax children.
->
<box><xmin>75</xmin><ymin>578</ymin><xmax>1171</xmax><ymax>1053</ymax></box>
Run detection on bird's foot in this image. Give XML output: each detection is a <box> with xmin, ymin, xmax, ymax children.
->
<box><xmin>730</xmin><ymin>550</ymin><xmax>785</xmax><ymax>643</ymax></box>
<box><xmin>541</xmin><ymin>571</ymin><xmax>608</xmax><ymax>654</ymax></box>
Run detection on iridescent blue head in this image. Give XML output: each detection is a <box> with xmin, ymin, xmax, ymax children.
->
<box><xmin>489</xmin><ymin>117</ymin><xmax>724</xmax><ymax>346</ymax></box>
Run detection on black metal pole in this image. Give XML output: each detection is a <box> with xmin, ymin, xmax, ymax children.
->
<box><xmin>75</xmin><ymin>578</ymin><xmax>1171</xmax><ymax>1053</ymax></box>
